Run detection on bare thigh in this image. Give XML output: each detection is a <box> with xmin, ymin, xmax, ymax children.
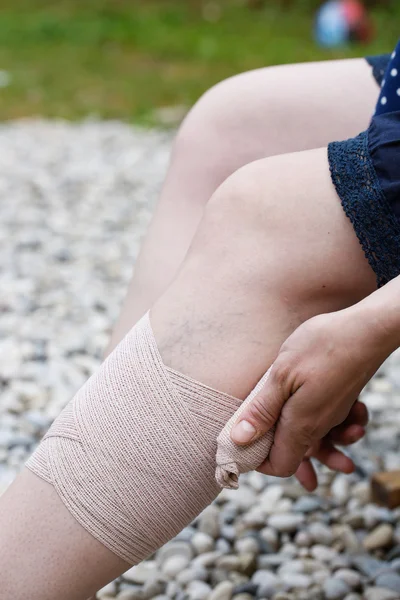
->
<box><xmin>152</xmin><ymin>148</ymin><xmax>377</xmax><ymax>398</ymax></box>
<box><xmin>110</xmin><ymin>58</ymin><xmax>378</xmax><ymax>348</ymax></box>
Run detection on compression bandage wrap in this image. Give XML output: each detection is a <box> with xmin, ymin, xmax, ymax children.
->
<box><xmin>26</xmin><ymin>313</ymin><xmax>274</xmax><ymax>564</ymax></box>
<box><xmin>215</xmin><ymin>367</ymin><xmax>274</xmax><ymax>490</ymax></box>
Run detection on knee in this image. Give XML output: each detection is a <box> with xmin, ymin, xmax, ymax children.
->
<box><xmin>170</xmin><ymin>68</ymin><xmax>284</xmax><ymax>191</ymax></box>
<box><xmin>191</xmin><ymin>149</ymin><xmax>377</xmax><ymax>307</ymax></box>
<box><xmin>203</xmin><ymin>156</ymin><xmax>284</xmax><ymax>237</ymax></box>
<box><xmin>188</xmin><ymin>158</ymin><xmax>279</xmax><ymax>277</ymax></box>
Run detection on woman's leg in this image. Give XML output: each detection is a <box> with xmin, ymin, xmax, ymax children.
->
<box><xmin>109</xmin><ymin>58</ymin><xmax>378</xmax><ymax>349</ymax></box>
<box><xmin>0</xmin><ymin>146</ymin><xmax>377</xmax><ymax>600</ymax></box>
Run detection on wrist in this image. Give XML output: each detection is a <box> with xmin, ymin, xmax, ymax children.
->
<box><xmin>350</xmin><ymin>280</ymin><xmax>400</xmax><ymax>356</ymax></box>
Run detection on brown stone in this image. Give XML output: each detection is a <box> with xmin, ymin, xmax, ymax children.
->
<box><xmin>371</xmin><ymin>471</ymin><xmax>400</xmax><ymax>509</ymax></box>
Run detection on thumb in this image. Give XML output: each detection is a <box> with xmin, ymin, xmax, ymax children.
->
<box><xmin>230</xmin><ymin>365</ymin><xmax>291</xmax><ymax>445</ymax></box>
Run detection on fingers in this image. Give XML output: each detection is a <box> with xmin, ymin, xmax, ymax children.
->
<box><xmin>330</xmin><ymin>423</ymin><xmax>365</xmax><ymax>446</ymax></box>
<box><xmin>313</xmin><ymin>440</ymin><xmax>355</xmax><ymax>474</ymax></box>
<box><xmin>350</xmin><ymin>400</ymin><xmax>369</xmax><ymax>427</ymax></box>
<box><xmin>294</xmin><ymin>440</ymin><xmax>355</xmax><ymax>492</ymax></box>
<box><xmin>295</xmin><ymin>459</ymin><xmax>318</xmax><ymax>492</ymax></box>
<box><xmin>257</xmin><ymin>404</ymin><xmax>311</xmax><ymax>478</ymax></box>
<box><xmin>329</xmin><ymin>401</ymin><xmax>368</xmax><ymax>445</ymax></box>
<box><xmin>258</xmin><ymin>409</ymin><xmax>357</xmax><ymax>482</ymax></box>
<box><xmin>230</xmin><ymin>364</ymin><xmax>293</xmax><ymax>446</ymax></box>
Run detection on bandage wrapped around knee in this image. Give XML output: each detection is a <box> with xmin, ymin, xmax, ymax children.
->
<box><xmin>26</xmin><ymin>313</ymin><xmax>273</xmax><ymax>564</ymax></box>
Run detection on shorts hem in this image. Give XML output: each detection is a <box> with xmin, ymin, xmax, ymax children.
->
<box><xmin>328</xmin><ymin>129</ymin><xmax>400</xmax><ymax>287</ymax></box>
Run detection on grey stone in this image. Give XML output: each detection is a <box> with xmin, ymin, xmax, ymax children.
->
<box><xmin>259</xmin><ymin>527</ymin><xmax>279</xmax><ymax>551</ymax></box>
<box><xmin>234</xmin><ymin>537</ymin><xmax>260</xmax><ymax>555</ymax></box>
<box><xmin>238</xmin><ymin>553</ymin><xmax>258</xmax><ymax>576</ymax></box>
<box><xmin>332</xmin><ymin>524</ymin><xmax>360</xmax><ymax>552</ymax></box>
<box><xmin>277</xmin><ymin>559</ymin><xmax>306</xmax><ymax>576</ymax></box>
<box><xmin>242</xmin><ymin>508</ymin><xmax>266</xmax><ymax>528</ymax></box>
<box><xmin>350</xmin><ymin>481</ymin><xmax>370</xmax><ymax>504</ymax></box>
<box><xmin>209</xmin><ymin>581</ymin><xmax>234</xmax><ymax>600</ymax></box>
<box><xmin>363</xmin><ymin>524</ymin><xmax>394</xmax><ymax>551</ymax></box>
<box><xmin>176</xmin><ymin>527</ymin><xmax>196</xmax><ymax>542</ymax></box>
<box><xmin>363</xmin><ymin>506</ymin><xmax>395</xmax><ymax>530</ymax></box>
<box><xmin>387</xmin><ymin>545</ymin><xmax>400</xmax><ymax>561</ymax></box>
<box><xmin>308</xmin><ymin>522</ymin><xmax>334</xmax><ymax>546</ymax></box>
<box><xmin>186</xmin><ymin>581</ymin><xmax>212</xmax><ymax>600</ymax></box>
<box><xmin>252</xmin><ymin>570</ymin><xmax>279</xmax><ymax>587</ymax></box>
<box><xmin>221</xmin><ymin>525</ymin><xmax>236</xmax><ymax>541</ymax></box>
<box><xmin>117</xmin><ymin>591</ymin><xmax>145</xmax><ymax>600</ymax></box>
<box><xmin>331</xmin><ymin>476</ymin><xmax>350</xmax><ymax>505</ymax></box>
<box><xmin>293</xmin><ymin>496</ymin><xmax>324</xmax><ymax>514</ymax></box>
<box><xmin>247</xmin><ymin>471</ymin><xmax>267</xmax><ymax>493</ymax></box>
<box><xmin>210</xmin><ymin>569</ymin><xmax>231</xmax><ymax>587</ymax></box>
<box><xmin>343</xmin><ymin>512</ymin><xmax>365</xmax><ymax>529</ymax></box>
<box><xmin>313</xmin><ymin>570</ymin><xmax>330</xmax><ymax>585</ymax></box>
<box><xmin>177</xmin><ymin>567</ymin><xmax>208</xmax><ymax>585</ymax></box>
<box><xmin>253</xmin><ymin>571</ymin><xmax>280</xmax><ymax>597</ymax></box>
<box><xmin>294</xmin><ymin>531</ymin><xmax>312</xmax><ymax>547</ymax></box>
<box><xmin>124</xmin><ymin>561</ymin><xmax>160</xmax><ymax>584</ymax></box>
<box><xmin>280</xmin><ymin>573</ymin><xmax>312</xmax><ymax>590</ymax></box>
<box><xmin>333</xmin><ymin>569</ymin><xmax>361</xmax><ymax>589</ymax></box>
<box><xmin>216</xmin><ymin>555</ymin><xmax>242</xmax><ymax>571</ymax></box>
<box><xmin>364</xmin><ymin>588</ymin><xmax>399</xmax><ymax>600</ymax></box>
<box><xmin>162</xmin><ymin>556</ymin><xmax>191</xmax><ymax>578</ymax></box>
<box><xmin>166</xmin><ymin>582</ymin><xmax>180</xmax><ymax>598</ymax></box>
<box><xmin>323</xmin><ymin>577</ymin><xmax>351</xmax><ymax>600</ymax></box>
<box><xmin>192</xmin><ymin>532</ymin><xmax>215</xmax><ymax>555</ymax></box>
<box><xmin>198</xmin><ymin>506</ymin><xmax>220</xmax><ymax>539</ymax></box>
<box><xmin>220</xmin><ymin>487</ymin><xmax>257</xmax><ymax>511</ymax></box>
<box><xmin>375</xmin><ymin>572</ymin><xmax>400</xmax><ymax>594</ymax></box>
<box><xmin>352</xmin><ymin>555</ymin><xmax>389</xmax><ymax>577</ymax></box>
<box><xmin>267</xmin><ymin>513</ymin><xmax>305</xmax><ymax>533</ymax></box>
<box><xmin>215</xmin><ymin>538</ymin><xmax>232</xmax><ymax>554</ymax></box>
<box><xmin>157</xmin><ymin>541</ymin><xmax>194</xmax><ymax>566</ymax></box>
<box><xmin>227</xmin><ymin>573</ymin><xmax>248</xmax><ymax>586</ymax></box>
<box><xmin>259</xmin><ymin>485</ymin><xmax>283</xmax><ymax>513</ymax></box>
<box><xmin>192</xmin><ymin>551</ymin><xmax>222</xmax><ymax>568</ymax></box>
<box><xmin>257</xmin><ymin>554</ymin><xmax>287</xmax><ymax>569</ymax></box>
<box><xmin>143</xmin><ymin>579</ymin><xmax>166</xmax><ymax>599</ymax></box>
<box><xmin>97</xmin><ymin>582</ymin><xmax>117</xmax><ymax>598</ymax></box>
<box><xmin>232</xmin><ymin>582</ymin><xmax>258</xmax><ymax>595</ymax></box>
<box><xmin>310</xmin><ymin>545</ymin><xmax>338</xmax><ymax>562</ymax></box>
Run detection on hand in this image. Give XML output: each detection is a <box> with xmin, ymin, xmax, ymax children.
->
<box><xmin>230</xmin><ymin>306</ymin><xmax>391</xmax><ymax>487</ymax></box>
<box><xmin>294</xmin><ymin>399</ymin><xmax>369</xmax><ymax>491</ymax></box>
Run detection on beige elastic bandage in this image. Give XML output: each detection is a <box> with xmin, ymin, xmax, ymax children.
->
<box><xmin>26</xmin><ymin>313</ymin><xmax>274</xmax><ymax>564</ymax></box>
<box><xmin>215</xmin><ymin>368</ymin><xmax>274</xmax><ymax>490</ymax></box>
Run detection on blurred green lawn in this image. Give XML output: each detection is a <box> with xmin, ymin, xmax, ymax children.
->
<box><xmin>0</xmin><ymin>0</ymin><xmax>398</xmax><ymax>124</ymax></box>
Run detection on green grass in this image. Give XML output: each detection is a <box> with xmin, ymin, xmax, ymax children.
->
<box><xmin>0</xmin><ymin>0</ymin><xmax>397</xmax><ymax>124</ymax></box>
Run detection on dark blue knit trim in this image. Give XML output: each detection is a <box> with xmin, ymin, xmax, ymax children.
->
<box><xmin>366</xmin><ymin>54</ymin><xmax>391</xmax><ymax>86</ymax></box>
<box><xmin>328</xmin><ymin>130</ymin><xmax>400</xmax><ymax>287</ymax></box>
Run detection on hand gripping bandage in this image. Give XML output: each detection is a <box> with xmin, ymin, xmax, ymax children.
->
<box><xmin>26</xmin><ymin>313</ymin><xmax>274</xmax><ymax>564</ymax></box>
<box><xmin>215</xmin><ymin>368</ymin><xmax>274</xmax><ymax>490</ymax></box>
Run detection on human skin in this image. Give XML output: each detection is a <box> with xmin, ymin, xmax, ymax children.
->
<box><xmin>0</xmin><ymin>59</ymin><xmax>383</xmax><ymax>600</ymax></box>
<box><xmin>231</xmin><ymin>300</ymin><xmax>395</xmax><ymax>489</ymax></box>
<box><xmin>108</xmin><ymin>58</ymin><xmax>377</xmax><ymax>345</ymax></box>
<box><xmin>107</xmin><ymin>58</ymin><xmax>378</xmax><ymax>487</ymax></box>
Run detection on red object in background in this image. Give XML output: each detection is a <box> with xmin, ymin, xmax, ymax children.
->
<box><xmin>342</xmin><ymin>0</ymin><xmax>374</xmax><ymax>42</ymax></box>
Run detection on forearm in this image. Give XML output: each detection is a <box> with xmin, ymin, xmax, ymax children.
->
<box><xmin>351</xmin><ymin>274</ymin><xmax>400</xmax><ymax>356</ymax></box>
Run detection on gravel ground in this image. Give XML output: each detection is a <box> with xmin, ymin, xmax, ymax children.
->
<box><xmin>1</xmin><ymin>121</ymin><xmax>400</xmax><ymax>600</ymax></box>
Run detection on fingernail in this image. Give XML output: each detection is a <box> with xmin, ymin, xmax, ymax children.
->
<box><xmin>231</xmin><ymin>420</ymin><xmax>257</xmax><ymax>444</ymax></box>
